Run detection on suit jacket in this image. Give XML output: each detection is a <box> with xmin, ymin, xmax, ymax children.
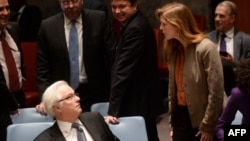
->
<box><xmin>34</xmin><ymin>112</ymin><xmax>119</xmax><ymax>141</ymax></box>
<box><xmin>37</xmin><ymin>9</ymin><xmax>115</xmax><ymax>99</ymax></box>
<box><xmin>208</xmin><ymin>29</ymin><xmax>250</xmax><ymax>95</ymax></box>
<box><xmin>10</xmin><ymin>4</ymin><xmax>42</xmax><ymax>41</ymax></box>
<box><xmin>108</xmin><ymin>10</ymin><xmax>164</xmax><ymax>118</ymax></box>
<box><xmin>168</xmin><ymin>38</ymin><xmax>224</xmax><ymax>133</ymax></box>
<box><xmin>0</xmin><ymin>22</ymin><xmax>25</xmax><ymax>125</ymax></box>
<box><xmin>208</xmin><ymin>29</ymin><xmax>250</xmax><ymax>61</ymax></box>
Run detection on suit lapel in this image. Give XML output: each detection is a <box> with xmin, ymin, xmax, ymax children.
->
<box><xmin>79</xmin><ymin>115</ymin><xmax>103</xmax><ymax>141</ymax></box>
<box><xmin>50</xmin><ymin>123</ymin><xmax>67</xmax><ymax>141</ymax></box>
<box><xmin>56</xmin><ymin>14</ymin><xmax>69</xmax><ymax>59</ymax></box>
<box><xmin>81</xmin><ymin>10</ymin><xmax>87</xmax><ymax>59</ymax></box>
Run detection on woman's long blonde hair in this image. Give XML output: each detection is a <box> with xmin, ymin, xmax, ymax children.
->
<box><xmin>155</xmin><ymin>2</ymin><xmax>207</xmax><ymax>57</ymax></box>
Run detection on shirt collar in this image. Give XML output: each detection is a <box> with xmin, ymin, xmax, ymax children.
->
<box><xmin>57</xmin><ymin>119</ymin><xmax>83</xmax><ymax>133</ymax></box>
<box><xmin>221</xmin><ymin>27</ymin><xmax>234</xmax><ymax>39</ymax></box>
<box><xmin>64</xmin><ymin>14</ymin><xmax>82</xmax><ymax>25</ymax></box>
<box><xmin>57</xmin><ymin>120</ymin><xmax>73</xmax><ymax>134</ymax></box>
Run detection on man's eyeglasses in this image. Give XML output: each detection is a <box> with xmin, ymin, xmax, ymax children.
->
<box><xmin>61</xmin><ymin>0</ymin><xmax>79</xmax><ymax>6</ymax></box>
<box><xmin>57</xmin><ymin>93</ymin><xmax>79</xmax><ymax>103</ymax></box>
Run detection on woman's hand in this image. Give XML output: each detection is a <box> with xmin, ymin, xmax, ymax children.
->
<box><xmin>35</xmin><ymin>102</ymin><xmax>47</xmax><ymax>116</ymax></box>
<box><xmin>196</xmin><ymin>130</ymin><xmax>213</xmax><ymax>141</ymax></box>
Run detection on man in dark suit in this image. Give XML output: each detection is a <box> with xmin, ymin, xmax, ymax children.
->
<box><xmin>0</xmin><ymin>0</ymin><xmax>26</xmax><ymax>140</ymax></box>
<box><xmin>35</xmin><ymin>0</ymin><xmax>115</xmax><ymax>114</ymax></box>
<box><xmin>105</xmin><ymin>0</ymin><xmax>164</xmax><ymax>141</ymax></box>
<box><xmin>9</xmin><ymin>0</ymin><xmax>42</xmax><ymax>41</ymax></box>
<box><xmin>35</xmin><ymin>81</ymin><xmax>119</xmax><ymax>141</ymax></box>
<box><xmin>207</xmin><ymin>1</ymin><xmax>250</xmax><ymax>96</ymax></box>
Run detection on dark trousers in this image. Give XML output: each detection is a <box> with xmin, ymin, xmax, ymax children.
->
<box><xmin>14</xmin><ymin>90</ymin><xmax>26</xmax><ymax>108</ymax></box>
<box><xmin>172</xmin><ymin>106</ymin><xmax>200</xmax><ymax>141</ymax></box>
<box><xmin>0</xmin><ymin>110</ymin><xmax>12</xmax><ymax>141</ymax></box>
<box><xmin>0</xmin><ymin>90</ymin><xmax>25</xmax><ymax>141</ymax></box>
<box><xmin>143</xmin><ymin>115</ymin><xmax>160</xmax><ymax>141</ymax></box>
<box><xmin>172</xmin><ymin>106</ymin><xmax>218</xmax><ymax>141</ymax></box>
<box><xmin>75</xmin><ymin>83</ymin><xmax>92</xmax><ymax>112</ymax></box>
<box><xmin>76</xmin><ymin>82</ymin><xmax>109</xmax><ymax>112</ymax></box>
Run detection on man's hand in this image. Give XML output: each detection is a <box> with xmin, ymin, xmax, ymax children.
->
<box><xmin>220</xmin><ymin>53</ymin><xmax>234</xmax><ymax>64</ymax></box>
<box><xmin>104</xmin><ymin>115</ymin><xmax>119</xmax><ymax>124</ymax></box>
<box><xmin>35</xmin><ymin>102</ymin><xmax>47</xmax><ymax>116</ymax></box>
<box><xmin>9</xmin><ymin>109</ymin><xmax>20</xmax><ymax>115</ymax></box>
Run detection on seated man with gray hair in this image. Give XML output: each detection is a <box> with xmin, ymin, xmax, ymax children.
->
<box><xmin>35</xmin><ymin>80</ymin><xmax>119</xmax><ymax>141</ymax></box>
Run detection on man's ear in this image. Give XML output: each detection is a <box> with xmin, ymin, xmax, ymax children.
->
<box><xmin>54</xmin><ymin>104</ymin><xmax>61</xmax><ymax>113</ymax></box>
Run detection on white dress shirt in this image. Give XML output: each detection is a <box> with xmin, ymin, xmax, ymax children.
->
<box><xmin>0</xmin><ymin>29</ymin><xmax>22</xmax><ymax>89</ymax></box>
<box><xmin>218</xmin><ymin>27</ymin><xmax>234</xmax><ymax>58</ymax></box>
<box><xmin>63</xmin><ymin>14</ymin><xmax>88</xmax><ymax>83</ymax></box>
<box><xmin>57</xmin><ymin>119</ymin><xmax>94</xmax><ymax>141</ymax></box>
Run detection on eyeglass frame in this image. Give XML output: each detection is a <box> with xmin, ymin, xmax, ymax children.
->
<box><xmin>56</xmin><ymin>93</ymin><xmax>79</xmax><ymax>103</ymax></box>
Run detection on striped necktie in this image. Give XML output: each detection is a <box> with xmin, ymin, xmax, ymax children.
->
<box><xmin>72</xmin><ymin>123</ymin><xmax>87</xmax><ymax>141</ymax></box>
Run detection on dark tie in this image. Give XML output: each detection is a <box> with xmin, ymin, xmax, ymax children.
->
<box><xmin>220</xmin><ymin>34</ymin><xmax>227</xmax><ymax>52</ymax></box>
<box><xmin>72</xmin><ymin>123</ymin><xmax>87</xmax><ymax>141</ymax></box>
<box><xmin>1</xmin><ymin>31</ymin><xmax>20</xmax><ymax>92</ymax></box>
<box><xmin>69</xmin><ymin>20</ymin><xmax>79</xmax><ymax>89</ymax></box>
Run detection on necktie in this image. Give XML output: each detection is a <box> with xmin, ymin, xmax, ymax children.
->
<box><xmin>72</xmin><ymin>123</ymin><xmax>87</xmax><ymax>141</ymax></box>
<box><xmin>1</xmin><ymin>31</ymin><xmax>20</xmax><ymax>92</ymax></box>
<box><xmin>220</xmin><ymin>34</ymin><xmax>227</xmax><ymax>52</ymax></box>
<box><xmin>69</xmin><ymin>20</ymin><xmax>79</xmax><ymax>89</ymax></box>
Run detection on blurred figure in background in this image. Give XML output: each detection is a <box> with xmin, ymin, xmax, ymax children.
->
<box><xmin>84</xmin><ymin>0</ymin><xmax>109</xmax><ymax>16</ymax></box>
<box><xmin>8</xmin><ymin>0</ymin><xmax>42</xmax><ymax>41</ymax></box>
<box><xmin>208</xmin><ymin>0</ymin><xmax>250</xmax><ymax>96</ymax></box>
<box><xmin>215</xmin><ymin>58</ymin><xmax>250</xmax><ymax>141</ymax></box>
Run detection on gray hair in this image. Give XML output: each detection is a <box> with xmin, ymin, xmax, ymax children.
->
<box><xmin>218</xmin><ymin>1</ymin><xmax>237</xmax><ymax>16</ymax></box>
<box><xmin>42</xmin><ymin>81</ymin><xmax>69</xmax><ymax>116</ymax></box>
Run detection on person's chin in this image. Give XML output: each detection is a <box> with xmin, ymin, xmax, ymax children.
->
<box><xmin>78</xmin><ymin>108</ymin><xmax>82</xmax><ymax>113</ymax></box>
<box><xmin>0</xmin><ymin>22</ymin><xmax>8</xmax><ymax>29</ymax></box>
<box><xmin>66</xmin><ymin>13</ymin><xmax>80</xmax><ymax>20</ymax></box>
<box><xmin>115</xmin><ymin>16</ymin><xmax>126</xmax><ymax>23</ymax></box>
<box><xmin>215</xmin><ymin>24</ymin><xmax>223</xmax><ymax>30</ymax></box>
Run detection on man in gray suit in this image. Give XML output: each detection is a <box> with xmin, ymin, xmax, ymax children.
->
<box><xmin>208</xmin><ymin>1</ymin><xmax>250</xmax><ymax>96</ymax></box>
<box><xmin>35</xmin><ymin>81</ymin><xmax>119</xmax><ymax>141</ymax></box>
<box><xmin>35</xmin><ymin>0</ymin><xmax>115</xmax><ymax>114</ymax></box>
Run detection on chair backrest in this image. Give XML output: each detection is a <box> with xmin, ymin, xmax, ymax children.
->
<box><xmin>10</xmin><ymin>107</ymin><xmax>54</xmax><ymax>124</ymax></box>
<box><xmin>7</xmin><ymin>122</ymin><xmax>53</xmax><ymax>141</ymax></box>
<box><xmin>90</xmin><ymin>102</ymin><xmax>109</xmax><ymax>116</ymax></box>
<box><xmin>109</xmin><ymin>116</ymin><xmax>148</xmax><ymax>141</ymax></box>
<box><xmin>231</xmin><ymin>110</ymin><xmax>243</xmax><ymax>125</ymax></box>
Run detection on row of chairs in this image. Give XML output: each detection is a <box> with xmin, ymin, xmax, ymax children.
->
<box><xmin>7</xmin><ymin>103</ymin><xmax>148</xmax><ymax>141</ymax></box>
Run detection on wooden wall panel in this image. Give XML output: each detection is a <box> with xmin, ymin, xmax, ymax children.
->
<box><xmin>231</xmin><ymin>0</ymin><xmax>250</xmax><ymax>34</ymax></box>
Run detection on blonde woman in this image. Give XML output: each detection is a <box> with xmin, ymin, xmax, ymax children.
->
<box><xmin>156</xmin><ymin>2</ymin><xmax>224</xmax><ymax>141</ymax></box>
